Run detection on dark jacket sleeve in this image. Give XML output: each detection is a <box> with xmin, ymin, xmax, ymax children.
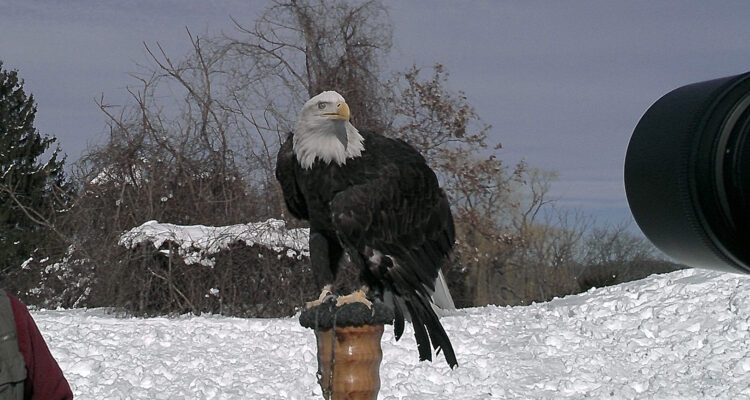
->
<box><xmin>9</xmin><ymin>294</ymin><xmax>74</xmax><ymax>400</ymax></box>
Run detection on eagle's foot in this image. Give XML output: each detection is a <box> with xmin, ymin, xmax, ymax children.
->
<box><xmin>306</xmin><ymin>286</ymin><xmax>336</xmax><ymax>309</ymax></box>
<box><xmin>336</xmin><ymin>288</ymin><xmax>372</xmax><ymax>309</ymax></box>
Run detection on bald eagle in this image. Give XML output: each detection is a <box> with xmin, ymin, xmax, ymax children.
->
<box><xmin>275</xmin><ymin>91</ymin><xmax>457</xmax><ymax>368</ymax></box>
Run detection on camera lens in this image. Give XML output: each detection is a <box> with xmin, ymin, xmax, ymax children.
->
<box><xmin>625</xmin><ymin>71</ymin><xmax>750</xmax><ymax>273</ymax></box>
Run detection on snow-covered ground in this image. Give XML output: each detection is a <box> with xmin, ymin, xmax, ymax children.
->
<box><xmin>34</xmin><ymin>268</ymin><xmax>750</xmax><ymax>399</ymax></box>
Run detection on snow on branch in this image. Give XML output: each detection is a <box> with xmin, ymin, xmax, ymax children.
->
<box><xmin>119</xmin><ymin>218</ymin><xmax>309</xmax><ymax>266</ymax></box>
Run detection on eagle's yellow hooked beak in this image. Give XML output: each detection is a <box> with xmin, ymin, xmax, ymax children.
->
<box><xmin>324</xmin><ymin>102</ymin><xmax>350</xmax><ymax>121</ymax></box>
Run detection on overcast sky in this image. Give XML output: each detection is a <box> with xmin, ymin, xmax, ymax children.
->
<box><xmin>2</xmin><ymin>0</ymin><xmax>750</xmax><ymax>228</ymax></box>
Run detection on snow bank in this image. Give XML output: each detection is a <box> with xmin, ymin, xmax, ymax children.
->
<box><xmin>118</xmin><ymin>219</ymin><xmax>309</xmax><ymax>266</ymax></box>
<box><xmin>33</xmin><ymin>268</ymin><xmax>750</xmax><ymax>399</ymax></box>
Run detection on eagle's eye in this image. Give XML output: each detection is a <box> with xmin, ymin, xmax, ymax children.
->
<box><xmin>317</xmin><ymin>102</ymin><xmax>327</xmax><ymax>110</ymax></box>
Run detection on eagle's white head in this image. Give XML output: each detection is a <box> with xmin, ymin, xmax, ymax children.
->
<box><xmin>293</xmin><ymin>91</ymin><xmax>365</xmax><ymax>169</ymax></box>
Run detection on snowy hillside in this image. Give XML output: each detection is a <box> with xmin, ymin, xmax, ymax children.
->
<box><xmin>33</xmin><ymin>268</ymin><xmax>750</xmax><ymax>399</ymax></box>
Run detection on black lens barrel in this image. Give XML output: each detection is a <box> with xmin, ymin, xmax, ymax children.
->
<box><xmin>625</xmin><ymin>71</ymin><xmax>750</xmax><ymax>273</ymax></box>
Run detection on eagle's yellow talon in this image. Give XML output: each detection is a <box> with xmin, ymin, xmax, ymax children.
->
<box><xmin>335</xmin><ymin>289</ymin><xmax>372</xmax><ymax>309</ymax></box>
<box><xmin>305</xmin><ymin>287</ymin><xmax>334</xmax><ymax>309</ymax></box>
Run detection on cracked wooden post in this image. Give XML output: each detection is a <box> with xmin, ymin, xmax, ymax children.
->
<box><xmin>300</xmin><ymin>301</ymin><xmax>394</xmax><ymax>400</ymax></box>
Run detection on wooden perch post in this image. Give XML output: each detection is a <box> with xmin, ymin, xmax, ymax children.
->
<box><xmin>300</xmin><ymin>301</ymin><xmax>394</xmax><ymax>400</ymax></box>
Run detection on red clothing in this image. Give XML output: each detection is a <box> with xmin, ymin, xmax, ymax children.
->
<box><xmin>8</xmin><ymin>294</ymin><xmax>73</xmax><ymax>400</ymax></box>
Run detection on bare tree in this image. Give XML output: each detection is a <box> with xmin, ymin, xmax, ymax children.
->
<box><xmin>388</xmin><ymin>64</ymin><xmax>529</xmax><ymax>306</ymax></box>
<box><xmin>226</xmin><ymin>0</ymin><xmax>393</xmax><ymax>132</ymax></box>
<box><xmin>576</xmin><ymin>221</ymin><xmax>681</xmax><ymax>291</ymax></box>
<box><xmin>49</xmin><ymin>32</ymin><xmax>274</xmax><ymax>311</ymax></box>
<box><xmin>581</xmin><ymin>221</ymin><xmax>654</xmax><ymax>266</ymax></box>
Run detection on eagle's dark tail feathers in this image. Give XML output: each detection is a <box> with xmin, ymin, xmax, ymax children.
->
<box><xmin>397</xmin><ymin>291</ymin><xmax>458</xmax><ymax>369</ymax></box>
<box><xmin>393</xmin><ymin>297</ymin><xmax>405</xmax><ymax>340</ymax></box>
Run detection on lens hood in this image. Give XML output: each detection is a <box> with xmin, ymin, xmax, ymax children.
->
<box><xmin>625</xmin><ymin>71</ymin><xmax>750</xmax><ymax>273</ymax></box>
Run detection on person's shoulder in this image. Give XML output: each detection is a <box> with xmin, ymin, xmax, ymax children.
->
<box><xmin>5</xmin><ymin>292</ymin><xmax>32</xmax><ymax>323</ymax></box>
<box><xmin>6</xmin><ymin>292</ymin><xmax>27</xmax><ymax>310</ymax></box>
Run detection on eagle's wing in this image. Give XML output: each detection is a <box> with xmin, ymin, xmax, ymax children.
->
<box><xmin>330</xmin><ymin>137</ymin><xmax>457</xmax><ymax>368</ymax></box>
<box><xmin>275</xmin><ymin>133</ymin><xmax>308</xmax><ymax>220</ymax></box>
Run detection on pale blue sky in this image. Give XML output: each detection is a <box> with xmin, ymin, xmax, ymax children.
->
<box><xmin>2</xmin><ymin>1</ymin><xmax>750</xmax><ymax>227</ymax></box>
